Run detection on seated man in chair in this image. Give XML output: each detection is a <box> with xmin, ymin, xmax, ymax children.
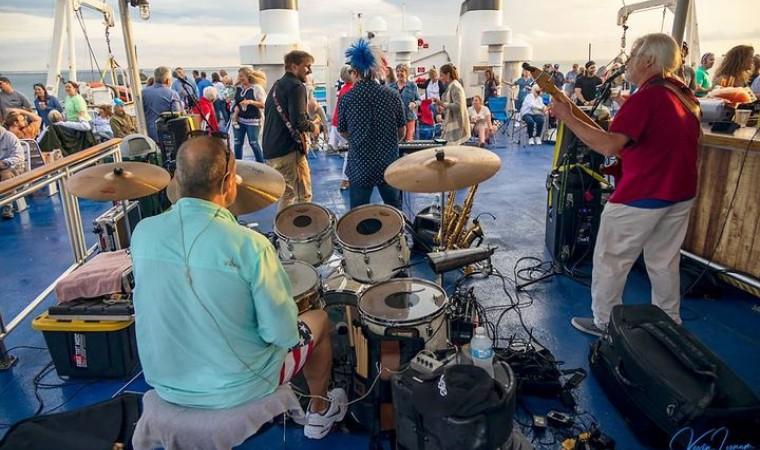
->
<box><xmin>39</xmin><ymin>110</ymin><xmax>96</xmax><ymax>156</ymax></box>
<box><xmin>130</xmin><ymin>135</ymin><xmax>347</xmax><ymax>440</ymax></box>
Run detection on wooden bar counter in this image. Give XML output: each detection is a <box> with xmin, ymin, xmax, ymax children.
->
<box><xmin>683</xmin><ymin>126</ymin><xmax>760</xmax><ymax>290</ymax></box>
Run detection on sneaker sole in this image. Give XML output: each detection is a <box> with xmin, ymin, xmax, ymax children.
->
<box><xmin>570</xmin><ymin>319</ymin><xmax>603</xmax><ymax>337</ymax></box>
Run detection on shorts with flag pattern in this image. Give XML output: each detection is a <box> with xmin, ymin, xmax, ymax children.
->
<box><xmin>278</xmin><ymin>320</ymin><xmax>314</xmax><ymax>384</ymax></box>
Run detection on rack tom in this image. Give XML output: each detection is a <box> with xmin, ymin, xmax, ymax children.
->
<box><xmin>335</xmin><ymin>204</ymin><xmax>410</xmax><ymax>283</ymax></box>
<box><xmin>281</xmin><ymin>260</ymin><xmax>322</xmax><ymax>314</ymax></box>
<box><xmin>358</xmin><ymin>278</ymin><xmax>448</xmax><ymax>351</ymax></box>
<box><xmin>274</xmin><ymin>203</ymin><xmax>335</xmax><ymax>266</ymax></box>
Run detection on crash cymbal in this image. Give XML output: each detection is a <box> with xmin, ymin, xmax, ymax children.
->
<box><xmin>66</xmin><ymin>162</ymin><xmax>170</xmax><ymax>201</ymax></box>
<box><xmin>384</xmin><ymin>145</ymin><xmax>501</xmax><ymax>193</ymax></box>
<box><xmin>167</xmin><ymin>160</ymin><xmax>286</xmax><ymax>215</ymax></box>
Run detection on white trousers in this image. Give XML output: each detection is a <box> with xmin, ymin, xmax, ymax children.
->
<box><xmin>591</xmin><ymin>199</ymin><xmax>694</xmax><ymax>328</ymax></box>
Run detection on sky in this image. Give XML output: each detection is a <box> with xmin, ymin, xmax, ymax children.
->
<box><xmin>0</xmin><ymin>0</ymin><xmax>757</xmax><ymax>72</ymax></box>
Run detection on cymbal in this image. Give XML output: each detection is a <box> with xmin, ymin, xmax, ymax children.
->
<box><xmin>384</xmin><ymin>145</ymin><xmax>501</xmax><ymax>193</ymax></box>
<box><xmin>66</xmin><ymin>162</ymin><xmax>170</xmax><ymax>201</ymax></box>
<box><xmin>167</xmin><ymin>160</ymin><xmax>286</xmax><ymax>215</ymax></box>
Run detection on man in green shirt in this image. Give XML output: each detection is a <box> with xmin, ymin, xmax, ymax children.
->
<box><xmin>694</xmin><ymin>52</ymin><xmax>715</xmax><ymax>97</ymax></box>
<box><xmin>131</xmin><ymin>135</ymin><xmax>347</xmax><ymax>439</ymax></box>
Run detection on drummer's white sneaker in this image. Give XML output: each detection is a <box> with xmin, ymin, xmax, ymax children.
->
<box><xmin>303</xmin><ymin>388</ymin><xmax>348</xmax><ymax>439</ymax></box>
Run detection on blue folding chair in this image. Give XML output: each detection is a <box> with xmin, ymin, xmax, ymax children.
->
<box><xmin>488</xmin><ymin>96</ymin><xmax>509</xmax><ymax>135</ymax></box>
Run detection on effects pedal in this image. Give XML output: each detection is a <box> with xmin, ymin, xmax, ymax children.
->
<box><xmin>410</xmin><ymin>351</ymin><xmax>456</xmax><ymax>376</ymax></box>
<box><xmin>410</xmin><ymin>352</ymin><xmax>445</xmax><ymax>375</ymax></box>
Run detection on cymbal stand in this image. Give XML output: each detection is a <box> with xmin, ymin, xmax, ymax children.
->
<box><xmin>111</xmin><ymin>167</ymin><xmax>133</xmax><ymax>243</ymax></box>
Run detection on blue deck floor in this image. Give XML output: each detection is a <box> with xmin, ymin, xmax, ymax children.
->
<box><xmin>1</xmin><ymin>135</ymin><xmax>759</xmax><ymax>449</ymax></box>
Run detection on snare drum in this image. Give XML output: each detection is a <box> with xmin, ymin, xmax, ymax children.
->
<box><xmin>358</xmin><ymin>278</ymin><xmax>448</xmax><ymax>351</ymax></box>
<box><xmin>281</xmin><ymin>260</ymin><xmax>322</xmax><ymax>314</ymax></box>
<box><xmin>335</xmin><ymin>204</ymin><xmax>410</xmax><ymax>283</ymax></box>
<box><xmin>275</xmin><ymin>203</ymin><xmax>335</xmax><ymax>266</ymax></box>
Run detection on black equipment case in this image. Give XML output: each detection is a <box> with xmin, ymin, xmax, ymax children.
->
<box><xmin>391</xmin><ymin>361</ymin><xmax>517</xmax><ymax>450</ymax></box>
<box><xmin>589</xmin><ymin>305</ymin><xmax>760</xmax><ymax>448</ymax></box>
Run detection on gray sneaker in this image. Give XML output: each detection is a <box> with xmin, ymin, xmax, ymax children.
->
<box><xmin>571</xmin><ymin>317</ymin><xmax>605</xmax><ymax>337</ymax></box>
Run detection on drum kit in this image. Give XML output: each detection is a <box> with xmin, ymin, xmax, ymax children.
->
<box><xmin>66</xmin><ymin>144</ymin><xmax>502</xmax><ymax>392</ymax></box>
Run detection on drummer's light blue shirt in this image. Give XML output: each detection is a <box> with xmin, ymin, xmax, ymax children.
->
<box><xmin>130</xmin><ymin>197</ymin><xmax>299</xmax><ymax>409</ymax></box>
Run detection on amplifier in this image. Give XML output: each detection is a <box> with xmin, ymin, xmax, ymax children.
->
<box><xmin>155</xmin><ymin>113</ymin><xmax>194</xmax><ymax>162</ymax></box>
<box><xmin>93</xmin><ymin>201</ymin><xmax>142</xmax><ymax>252</ymax></box>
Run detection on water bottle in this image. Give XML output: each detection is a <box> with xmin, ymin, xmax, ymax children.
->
<box><xmin>470</xmin><ymin>326</ymin><xmax>494</xmax><ymax>378</ymax></box>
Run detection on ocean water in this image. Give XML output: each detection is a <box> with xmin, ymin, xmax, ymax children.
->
<box><xmin>1</xmin><ymin>66</ymin><xmax>331</xmax><ymax>101</ymax></box>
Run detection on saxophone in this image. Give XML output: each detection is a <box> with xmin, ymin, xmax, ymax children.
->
<box><xmin>445</xmin><ymin>185</ymin><xmax>478</xmax><ymax>249</ymax></box>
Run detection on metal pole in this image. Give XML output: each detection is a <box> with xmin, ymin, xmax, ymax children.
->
<box><xmin>47</xmin><ymin>0</ymin><xmax>68</xmax><ymax>97</ymax></box>
<box><xmin>65</xmin><ymin>0</ymin><xmax>78</xmax><ymax>82</ymax></box>
<box><xmin>118</xmin><ymin>0</ymin><xmax>148</xmax><ymax>134</ymax></box>
<box><xmin>671</xmin><ymin>0</ymin><xmax>690</xmax><ymax>46</ymax></box>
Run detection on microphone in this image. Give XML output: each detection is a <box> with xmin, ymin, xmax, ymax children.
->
<box><xmin>605</xmin><ymin>64</ymin><xmax>627</xmax><ymax>83</ymax></box>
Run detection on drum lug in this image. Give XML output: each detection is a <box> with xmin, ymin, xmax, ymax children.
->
<box><xmin>366</xmin><ymin>266</ymin><xmax>373</xmax><ymax>280</ymax></box>
<box><xmin>426</xmin><ymin>323</ymin><xmax>433</xmax><ymax>337</ymax></box>
<box><xmin>287</xmin><ymin>242</ymin><xmax>294</xmax><ymax>251</ymax></box>
<box><xmin>363</xmin><ymin>253</ymin><xmax>370</xmax><ymax>264</ymax></box>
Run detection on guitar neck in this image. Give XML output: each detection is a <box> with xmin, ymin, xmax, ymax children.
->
<box><xmin>526</xmin><ymin>67</ymin><xmax>602</xmax><ymax>130</ymax></box>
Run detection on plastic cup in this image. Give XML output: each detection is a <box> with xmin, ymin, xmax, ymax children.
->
<box><xmin>734</xmin><ymin>110</ymin><xmax>750</xmax><ymax>127</ymax></box>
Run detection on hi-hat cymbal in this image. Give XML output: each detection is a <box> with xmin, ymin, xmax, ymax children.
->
<box><xmin>66</xmin><ymin>162</ymin><xmax>170</xmax><ymax>201</ymax></box>
<box><xmin>384</xmin><ymin>145</ymin><xmax>501</xmax><ymax>193</ymax></box>
<box><xmin>167</xmin><ymin>160</ymin><xmax>286</xmax><ymax>215</ymax></box>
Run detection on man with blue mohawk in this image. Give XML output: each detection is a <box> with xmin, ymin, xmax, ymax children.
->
<box><xmin>338</xmin><ymin>39</ymin><xmax>407</xmax><ymax>209</ymax></box>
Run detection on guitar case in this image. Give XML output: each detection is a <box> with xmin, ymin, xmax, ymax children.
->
<box><xmin>589</xmin><ymin>304</ymin><xmax>760</xmax><ymax>449</ymax></box>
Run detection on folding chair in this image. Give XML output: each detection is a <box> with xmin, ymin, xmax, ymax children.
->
<box><xmin>488</xmin><ymin>96</ymin><xmax>510</xmax><ymax>135</ymax></box>
<box><xmin>21</xmin><ymin>139</ymin><xmax>59</xmax><ymax>196</ymax></box>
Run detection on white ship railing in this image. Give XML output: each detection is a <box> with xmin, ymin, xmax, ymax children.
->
<box><xmin>0</xmin><ymin>139</ymin><xmax>123</xmax><ymax>369</ymax></box>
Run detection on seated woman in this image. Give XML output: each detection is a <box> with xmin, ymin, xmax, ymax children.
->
<box><xmin>92</xmin><ymin>105</ymin><xmax>115</xmax><ymax>141</ymax></box>
<box><xmin>39</xmin><ymin>110</ymin><xmax>96</xmax><ymax>156</ymax></box>
<box><xmin>468</xmin><ymin>95</ymin><xmax>495</xmax><ymax>147</ymax></box>
<box><xmin>519</xmin><ymin>85</ymin><xmax>547</xmax><ymax>145</ymax></box>
<box><xmin>3</xmin><ymin>109</ymin><xmax>42</xmax><ymax>140</ymax></box>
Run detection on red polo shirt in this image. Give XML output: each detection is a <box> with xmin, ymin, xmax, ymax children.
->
<box><xmin>608</xmin><ymin>76</ymin><xmax>700</xmax><ymax>205</ymax></box>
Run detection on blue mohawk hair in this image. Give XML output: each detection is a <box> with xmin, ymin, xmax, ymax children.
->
<box><xmin>345</xmin><ymin>39</ymin><xmax>376</xmax><ymax>77</ymax></box>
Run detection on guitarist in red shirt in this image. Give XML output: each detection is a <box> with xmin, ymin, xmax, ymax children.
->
<box><xmin>550</xmin><ymin>33</ymin><xmax>701</xmax><ymax>336</ymax></box>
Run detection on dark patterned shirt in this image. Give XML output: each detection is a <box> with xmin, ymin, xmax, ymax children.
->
<box><xmin>338</xmin><ymin>80</ymin><xmax>405</xmax><ymax>187</ymax></box>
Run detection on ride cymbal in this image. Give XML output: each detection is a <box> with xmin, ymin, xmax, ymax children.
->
<box><xmin>167</xmin><ymin>160</ymin><xmax>286</xmax><ymax>215</ymax></box>
<box><xmin>66</xmin><ymin>162</ymin><xmax>170</xmax><ymax>201</ymax></box>
<box><xmin>384</xmin><ymin>146</ymin><xmax>501</xmax><ymax>193</ymax></box>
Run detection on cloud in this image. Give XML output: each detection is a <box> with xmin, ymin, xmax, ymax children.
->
<box><xmin>0</xmin><ymin>0</ymin><xmax>756</xmax><ymax>71</ymax></box>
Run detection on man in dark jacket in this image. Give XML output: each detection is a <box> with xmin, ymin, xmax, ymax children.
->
<box><xmin>262</xmin><ymin>50</ymin><xmax>319</xmax><ymax>210</ymax></box>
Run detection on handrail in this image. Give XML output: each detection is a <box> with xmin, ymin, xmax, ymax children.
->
<box><xmin>0</xmin><ymin>139</ymin><xmax>123</xmax><ymax>196</ymax></box>
<box><xmin>0</xmin><ymin>138</ymin><xmax>124</xmax><ymax>370</ymax></box>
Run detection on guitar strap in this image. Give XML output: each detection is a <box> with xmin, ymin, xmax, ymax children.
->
<box><xmin>271</xmin><ymin>80</ymin><xmax>308</xmax><ymax>154</ymax></box>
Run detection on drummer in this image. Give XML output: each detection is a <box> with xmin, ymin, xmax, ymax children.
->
<box><xmin>130</xmin><ymin>136</ymin><xmax>347</xmax><ymax>440</ymax></box>
<box><xmin>338</xmin><ymin>39</ymin><xmax>406</xmax><ymax>209</ymax></box>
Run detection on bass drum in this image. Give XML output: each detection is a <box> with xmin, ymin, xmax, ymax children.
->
<box><xmin>335</xmin><ymin>204</ymin><xmax>410</xmax><ymax>283</ymax></box>
<box><xmin>275</xmin><ymin>203</ymin><xmax>335</xmax><ymax>266</ymax></box>
<box><xmin>281</xmin><ymin>260</ymin><xmax>322</xmax><ymax>314</ymax></box>
<box><xmin>358</xmin><ymin>278</ymin><xmax>449</xmax><ymax>351</ymax></box>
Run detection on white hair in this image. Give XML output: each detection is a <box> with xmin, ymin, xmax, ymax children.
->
<box><xmin>203</xmin><ymin>86</ymin><xmax>218</xmax><ymax>101</ymax></box>
<box><xmin>48</xmin><ymin>110</ymin><xmax>63</xmax><ymax>124</ymax></box>
<box><xmin>631</xmin><ymin>33</ymin><xmax>681</xmax><ymax>76</ymax></box>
